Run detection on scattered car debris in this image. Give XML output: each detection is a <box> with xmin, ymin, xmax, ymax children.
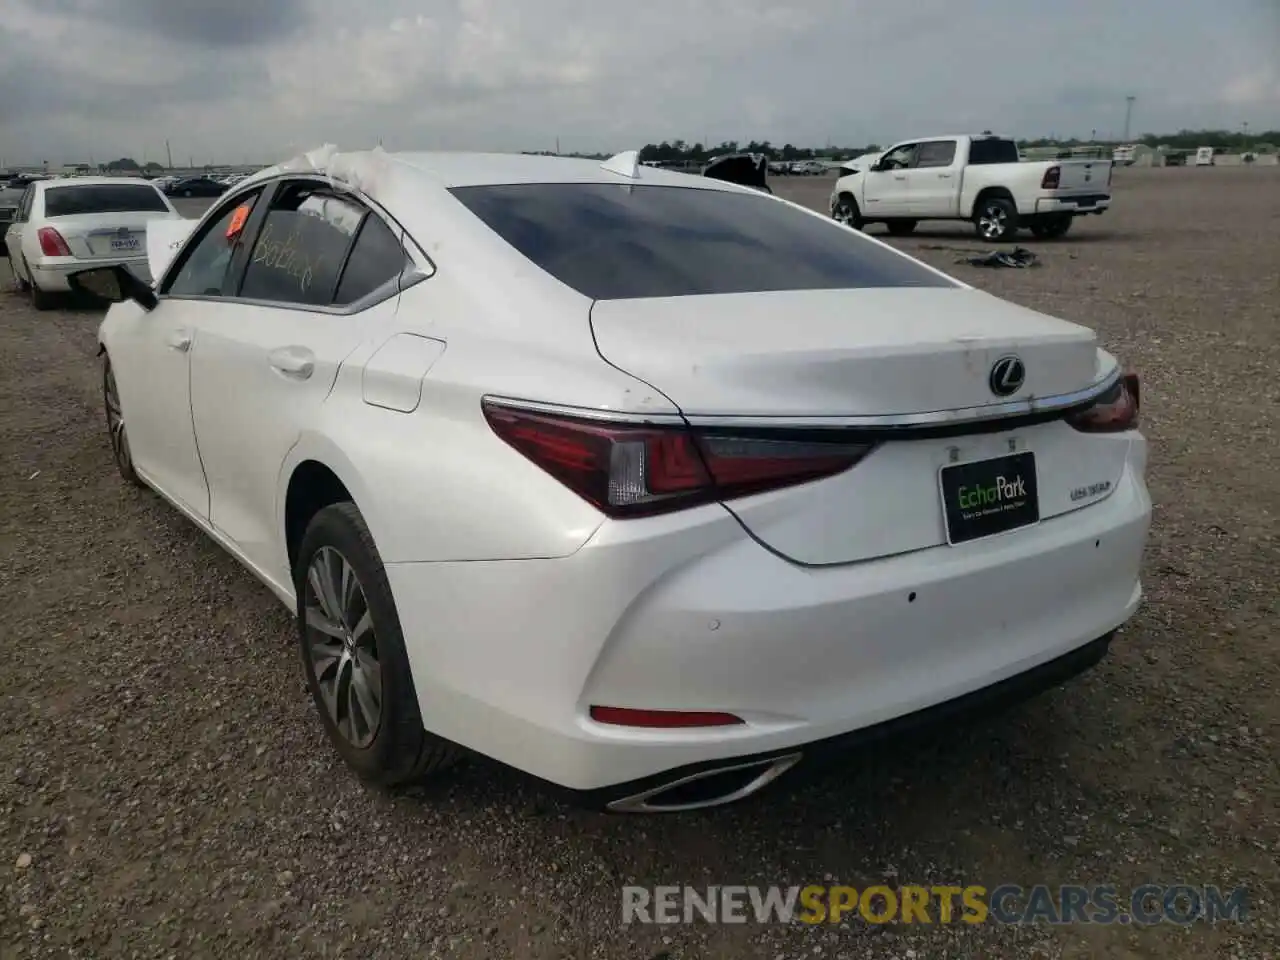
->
<box><xmin>958</xmin><ymin>246</ymin><xmax>1041</xmax><ymax>268</ymax></box>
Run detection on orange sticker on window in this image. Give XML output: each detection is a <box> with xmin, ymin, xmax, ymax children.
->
<box><xmin>225</xmin><ymin>204</ymin><xmax>250</xmax><ymax>240</ymax></box>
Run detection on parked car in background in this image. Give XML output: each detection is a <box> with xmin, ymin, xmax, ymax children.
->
<box><xmin>1112</xmin><ymin>144</ymin><xmax>1138</xmax><ymax>166</ymax></box>
<box><xmin>1194</xmin><ymin>147</ymin><xmax>1215</xmax><ymax>166</ymax></box>
<box><xmin>166</xmin><ymin>176</ymin><xmax>226</xmax><ymax>198</ymax></box>
<box><xmin>789</xmin><ymin>160</ymin><xmax>827</xmax><ymax>176</ymax></box>
<box><xmin>1163</xmin><ymin>151</ymin><xmax>1187</xmax><ymax>167</ymax></box>
<box><xmin>4</xmin><ymin>177</ymin><xmax>180</xmax><ymax>309</ymax></box>
<box><xmin>831</xmin><ymin>133</ymin><xmax>1112</xmax><ymax>240</ymax></box>
<box><xmin>76</xmin><ymin>147</ymin><xmax>1149</xmax><ymax>813</ymax></box>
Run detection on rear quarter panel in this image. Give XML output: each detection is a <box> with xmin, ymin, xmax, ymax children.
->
<box><xmin>960</xmin><ymin>163</ymin><xmax>1051</xmax><ymax>217</ymax></box>
<box><xmin>275</xmin><ymin>275</ymin><xmax>680</xmax><ymax>567</ymax></box>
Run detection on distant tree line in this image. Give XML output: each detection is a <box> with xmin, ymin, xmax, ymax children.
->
<box><xmin>638</xmin><ymin>129</ymin><xmax>1278</xmax><ymax>163</ymax></box>
<box><xmin>639</xmin><ymin>141</ymin><xmax>872</xmax><ymax>163</ymax></box>
<box><xmin>103</xmin><ymin>158</ymin><xmax>166</xmax><ymax>172</ymax></box>
<box><xmin>1023</xmin><ymin>130</ymin><xmax>1277</xmax><ymax>151</ymax></box>
<box><xmin>77</xmin><ymin>128</ymin><xmax>1279</xmax><ymax>175</ymax></box>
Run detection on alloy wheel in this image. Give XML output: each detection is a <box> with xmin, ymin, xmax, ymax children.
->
<box><xmin>104</xmin><ymin>363</ymin><xmax>132</xmax><ymax>473</ymax></box>
<box><xmin>979</xmin><ymin>204</ymin><xmax>1009</xmax><ymax>239</ymax></box>
<box><xmin>303</xmin><ymin>546</ymin><xmax>383</xmax><ymax>748</ymax></box>
<box><xmin>833</xmin><ymin>200</ymin><xmax>860</xmax><ymax>227</ymax></box>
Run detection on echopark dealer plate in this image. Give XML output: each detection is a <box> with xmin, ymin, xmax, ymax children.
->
<box><xmin>939</xmin><ymin>451</ymin><xmax>1040</xmax><ymax>545</ymax></box>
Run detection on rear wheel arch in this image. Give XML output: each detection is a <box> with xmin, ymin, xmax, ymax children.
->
<box><xmin>971</xmin><ymin>186</ymin><xmax>1016</xmax><ymax>220</ymax></box>
<box><xmin>285</xmin><ymin>459</ymin><xmax>357</xmax><ymax>576</ymax></box>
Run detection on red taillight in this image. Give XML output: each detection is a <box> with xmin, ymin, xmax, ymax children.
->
<box><xmin>1041</xmin><ymin>166</ymin><xmax>1061</xmax><ymax>189</ymax></box>
<box><xmin>482</xmin><ymin>401</ymin><xmax>874</xmax><ymax>518</ymax></box>
<box><xmin>1066</xmin><ymin>373</ymin><xmax>1140</xmax><ymax>433</ymax></box>
<box><xmin>37</xmin><ymin>227</ymin><xmax>72</xmax><ymax>257</ymax></box>
<box><xmin>589</xmin><ymin>706</ymin><xmax>744</xmax><ymax>728</ymax></box>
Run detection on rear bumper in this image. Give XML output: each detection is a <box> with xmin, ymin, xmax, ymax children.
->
<box><xmin>384</xmin><ymin>448</ymin><xmax>1151</xmax><ymax>795</ymax></box>
<box><xmin>31</xmin><ymin>254</ymin><xmax>150</xmax><ymax>291</ymax></box>
<box><xmin>583</xmin><ymin>630</ymin><xmax>1115</xmax><ymax>811</ymax></box>
<box><xmin>1035</xmin><ymin>195</ymin><xmax>1111</xmax><ymax>216</ymax></box>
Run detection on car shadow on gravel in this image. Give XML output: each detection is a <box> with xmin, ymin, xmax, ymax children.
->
<box><xmin>876</xmin><ymin>228</ymin><xmax>1142</xmax><ymax>245</ymax></box>
<box><xmin>2</xmin><ymin>289</ymin><xmax>107</xmax><ymax>313</ymax></box>
<box><xmin>406</xmin><ymin>685</ymin><xmax>1079</xmax><ymax>825</ymax></box>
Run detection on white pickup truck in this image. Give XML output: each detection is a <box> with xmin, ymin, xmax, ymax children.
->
<box><xmin>829</xmin><ymin>134</ymin><xmax>1112</xmax><ymax>241</ymax></box>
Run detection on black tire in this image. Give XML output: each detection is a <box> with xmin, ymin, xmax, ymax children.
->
<box><xmin>1030</xmin><ymin>215</ymin><xmax>1073</xmax><ymax>240</ymax></box>
<box><xmin>832</xmin><ymin>194</ymin><xmax>864</xmax><ymax>230</ymax></box>
<box><xmin>885</xmin><ymin>219</ymin><xmax>918</xmax><ymax>236</ymax></box>
<box><xmin>29</xmin><ymin>274</ymin><xmax>55</xmax><ymax>311</ymax></box>
<box><xmin>295</xmin><ymin>502</ymin><xmax>461</xmax><ymax>787</ymax></box>
<box><xmin>974</xmin><ymin>196</ymin><xmax>1019</xmax><ymax>242</ymax></box>
<box><xmin>102</xmin><ymin>353</ymin><xmax>144</xmax><ymax>486</ymax></box>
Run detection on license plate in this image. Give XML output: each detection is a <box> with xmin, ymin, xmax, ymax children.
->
<box><xmin>939</xmin><ymin>452</ymin><xmax>1039</xmax><ymax>545</ymax></box>
<box><xmin>109</xmin><ymin>236</ymin><xmax>139</xmax><ymax>251</ymax></box>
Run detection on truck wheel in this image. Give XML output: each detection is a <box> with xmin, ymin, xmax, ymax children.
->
<box><xmin>885</xmin><ymin>220</ymin><xmax>918</xmax><ymax>236</ymax></box>
<box><xmin>974</xmin><ymin>197</ymin><xmax>1018</xmax><ymax>241</ymax></box>
<box><xmin>832</xmin><ymin>195</ymin><xmax>864</xmax><ymax>230</ymax></box>
<box><xmin>1030</xmin><ymin>215</ymin><xmax>1073</xmax><ymax>239</ymax></box>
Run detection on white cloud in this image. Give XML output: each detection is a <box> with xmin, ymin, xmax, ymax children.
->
<box><xmin>1</xmin><ymin>0</ymin><xmax>1277</xmax><ymax>166</ymax></box>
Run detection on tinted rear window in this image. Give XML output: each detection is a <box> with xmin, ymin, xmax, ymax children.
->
<box><xmin>44</xmin><ymin>184</ymin><xmax>168</xmax><ymax>216</ymax></box>
<box><xmin>449</xmin><ymin>183</ymin><xmax>953</xmax><ymax>300</ymax></box>
<box><xmin>968</xmin><ymin>139</ymin><xmax>1021</xmax><ymax>165</ymax></box>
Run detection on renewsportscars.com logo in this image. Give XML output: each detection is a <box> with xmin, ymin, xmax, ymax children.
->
<box><xmin>956</xmin><ymin>474</ymin><xmax>1027</xmax><ymax>512</ymax></box>
<box><xmin>622</xmin><ymin>884</ymin><xmax>1250</xmax><ymax>927</ymax></box>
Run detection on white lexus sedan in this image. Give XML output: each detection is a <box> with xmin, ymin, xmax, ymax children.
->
<box><xmin>72</xmin><ymin>147</ymin><xmax>1151</xmax><ymax>813</ymax></box>
<box><xmin>5</xmin><ymin>176</ymin><xmax>180</xmax><ymax>309</ymax></box>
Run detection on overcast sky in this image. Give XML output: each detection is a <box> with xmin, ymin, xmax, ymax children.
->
<box><xmin>1</xmin><ymin>0</ymin><xmax>1276</xmax><ymax>167</ymax></box>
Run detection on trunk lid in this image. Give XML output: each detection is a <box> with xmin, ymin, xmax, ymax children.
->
<box><xmin>590</xmin><ymin>287</ymin><xmax>1104</xmax><ymax>419</ymax></box>
<box><xmin>47</xmin><ymin>212</ymin><xmax>179</xmax><ymax>261</ymax></box>
<box><xmin>591</xmin><ymin>286</ymin><xmax>1127</xmax><ymax>565</ymax></box>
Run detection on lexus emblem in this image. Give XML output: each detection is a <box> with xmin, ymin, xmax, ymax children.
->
<box><xmin>989</xmin><ymin>355</ymin><xmax>1025</xmax><ymax>397</ymax></box>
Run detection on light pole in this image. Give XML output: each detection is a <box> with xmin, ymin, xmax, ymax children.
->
<box><xmin>1123</xmin><ymin>96</ymin><xmax>1136</xmax><ymax>142</ymax></box>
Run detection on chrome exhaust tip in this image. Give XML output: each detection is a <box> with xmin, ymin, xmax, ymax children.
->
<box><xmin>605</xmin><ymin>753</ymin><xmax>803</xmax><ymax>814</ymax></box>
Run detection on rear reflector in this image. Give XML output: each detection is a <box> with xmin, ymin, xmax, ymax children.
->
<box><xmin>37</xmin><ymin>227</ymin><xmax>72</xmax><ymax>257</ymax></box>
<box><xmin>590</xmin><ymin>706</ymin><xmax>744</xmax><ymax>727</ymax></box>
<box><xmin>483</xmin><ymin>400</ymin><xmax>874</xmax><ymax>518</ymax></box>
<box><xmin>1066</xmin><ymin>372</ymin><xmax>1140</xmax><ymax>433</ymax></box>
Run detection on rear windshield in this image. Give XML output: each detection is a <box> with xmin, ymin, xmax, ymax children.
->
<box><xmin>449</xmin><ymin>183</ymin><xmax>954</xmax><ymax>300</ymax></box>
<box><xmin>968</xmin><ymin>139</ymin><xmax>1021</xmax><ymax>165</ymax></box>
<box><xmin>44</xmin><ymin>184</ymin><xmax>168</xmax><ymax>217</ymax></box>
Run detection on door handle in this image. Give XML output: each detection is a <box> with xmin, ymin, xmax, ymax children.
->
<box><xmin>268</xmin><ymin>346</ymin><xmax>315</xmax><ymax>380</ymax></box>
<box><xmin>938</xmin><ymin>173</ymin><xmax>953</xmax><ymax>178</ymax></box>
<box><xmin>167</xmin><ymin>329</ymin><xmax>192</xmax><ymax>352</ymax></box>
<box><xmin>893</xmin><ymin>174</ymin><xmax>907</xmax><ymax>180</ymax></box>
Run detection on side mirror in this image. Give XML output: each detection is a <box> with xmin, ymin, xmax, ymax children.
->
<box><xmin>67</xmin><ymin>265</ymin><xmax>158</xmax><ymax>311</ymax></box>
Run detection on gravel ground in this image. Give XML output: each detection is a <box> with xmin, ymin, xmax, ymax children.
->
<box><xmin>2</xmin><ymin>168</ymin><xmax>1277</xmax><ymax>959</ymax></box>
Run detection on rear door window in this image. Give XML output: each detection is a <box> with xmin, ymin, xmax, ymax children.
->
<box><xmin>238</xmin><ymin>183</ymin><xmax>365</xmax><ymax>306</ymax></box>
<box><xmin>914</xmin><ymin>141</ymin><xmax>957</xmax><ymax>168</ymax></box>
<box><xmin>967</xmin><ymin>139</ymin><xmax>1021</xmax><ymax>165</ymax></box>
<box><xmin>333</xmin><ymin>214</ymin><xmax>412</xmax><ymax>305</ymax></box>
<box><xmin>43</xmin><ymin>184</ymin><xmax>169</xmax><ymax>216</ymax></box>
<box><xmin>450</xmin><ymin>183</ymin><xmax>955</xmax><ymax>300</ymax></box>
